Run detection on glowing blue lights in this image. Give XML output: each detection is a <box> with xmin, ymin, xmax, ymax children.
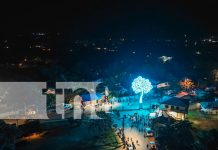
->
<box><xmin>132</xmin><ymin>76</ymin><xmax>153</xmax><ymax>104</ymax></box>
<box><xmin>132</xmin><ymin>76</ymin><xmax>153</xmax><ymax>94</ymax></box>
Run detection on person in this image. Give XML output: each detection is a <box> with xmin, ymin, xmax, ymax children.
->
<box><xmin>136</xmin><ymin>140</ymin><xmax>138</xmax><ymax>144</ymax></box>
<box><xmin>132</xmin><ymin>142</ymin><xmax>136</xmax><ymax>150</ymax></box>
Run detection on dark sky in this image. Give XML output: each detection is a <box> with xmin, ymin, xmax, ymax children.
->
<box><xmin>1</xmin><ymin>0</ymin><xmax>218</xmax><ymax>37</ymax></box>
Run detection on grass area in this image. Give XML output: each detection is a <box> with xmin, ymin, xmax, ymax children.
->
<box><xmin>188</xmin><ymin>110</ymin><xmax>204</xmax><ymax>120</ymax></box>
<box><xmin>79</xmin><ymin>128</ymin><xmax>122</xmax><ymax>150</ymax></box>
<box><xmin>188</xmin><ymin>110</ymin><xmax>218</xmax><ymax>130</ymax></box>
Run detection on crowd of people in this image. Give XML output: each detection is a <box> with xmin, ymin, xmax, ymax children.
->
<box><xmin>115</xmin><ymin>111</ymin><xmax>156</xmax><ymax>150</ymax></box>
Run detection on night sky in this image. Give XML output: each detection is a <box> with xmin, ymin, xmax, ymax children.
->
<box><xmin>1</xmin><ymin>0</ymin><xmax>218</xmax><ymax>37</ymax></box>
<box><xmin>0</xmin><ymin>1</ymin><xmax>218</xmax><ymax>82</ymax></box>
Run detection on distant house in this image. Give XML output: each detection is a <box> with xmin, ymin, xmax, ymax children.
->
<box><xmin>188</xmin><ymin>102</ymin><xmax>201</xmax><ymax>111</ymax></box>
<box><xmin>80</xmin><ymin>93</ymin><xmax>102</xmax><ymax>102</ymax></box>
<box><xmin>181</xmin><ymin>95</ymin><xmax>199</xmax><ymax>110</ymax></box>
<box><xmin>160</xmin><ymin>97</ymin><xmax>188</xmax><ymax>120</ymax></box>
<box><xmin>70</xmin><ymin>93</ymin><xmax>103</xmax><ymax>106</ymax></box>
<box><xmin>175</xmin><ymin>91</ymin><xmax>199</xmax><ymax>111</ymax></box>
<box><xmin>200</xmin><ymin>101</ymin><xmax>218</xmax><ymax>114</ymax></box>
<box><xmin>176</xmin><ymin>91</ymin><xmax>196</xmax><ymax>100</ymax></box>
<box><xmin>176</xmin><ymin>91</ymin><xmax>189</xmax><ymax>98</ymax></box>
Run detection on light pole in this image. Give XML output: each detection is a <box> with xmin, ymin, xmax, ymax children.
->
<box><xmin>120</xmin><ymin>116</ymin><xmax>126</xmax><ymax>144</ymax></box>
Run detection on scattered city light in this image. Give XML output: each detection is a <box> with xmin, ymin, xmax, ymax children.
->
<box><xmin>196</xmin><ymin>51</ymin><xmax>201</xmax><ymax>55</ymax></box>
<box><xmin>159</xmin><ymin>56</ymin><xmax>173</xmax><ymax>63</ymax></box>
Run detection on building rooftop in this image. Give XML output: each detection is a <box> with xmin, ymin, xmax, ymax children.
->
<box><xmin>161</xmin><ymin>97</ymin><xmax>188</xmax><ymax>108</ymax></box>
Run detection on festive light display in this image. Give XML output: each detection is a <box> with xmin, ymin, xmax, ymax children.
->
<box><xmin>132</xmin><ymin>76</ymin><xmax>153</xmax><ymax>104</ymax></box>
<box><xmin>179</xmin><ymin>78</ymin><xmax>195</xmax><ymax>91</ymax></box>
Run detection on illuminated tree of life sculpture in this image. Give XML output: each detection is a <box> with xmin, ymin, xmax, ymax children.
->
<box><xmin>132</xmin><ymin>76</ymin><xmax>153</xmax><ymax>108</ymax></box>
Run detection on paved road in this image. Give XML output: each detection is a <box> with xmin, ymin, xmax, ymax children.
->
<box><xmin>111</xmin><ymin>109</ymin><xmax>150</xmax><ymax>150</ymax></box>
<box><xmin>124</xmin><ymin>128</ymin><xmax>148</xmax><ymax>150</ymax></box>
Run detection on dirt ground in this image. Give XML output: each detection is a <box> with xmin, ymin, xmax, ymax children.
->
<box><xmin>188</xmin><ymin>110</ymin><xmax>218</xmax><ymax>130</ymax></box>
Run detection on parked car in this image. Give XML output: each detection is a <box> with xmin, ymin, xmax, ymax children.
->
<box><xmin>148</xmin><ymin>141</ymin><xmax>157</xmax><ymax>150</ymax></box>
<box><xmin>145</xmin><ymin>127</ymin><xmax>154</xmax><ymax>137</ymax></box>
<box><xmin>63</xmin><ymin>103</ymin><xmax>72</xmax><ymax>110</ymax></box>
<box><xmin>57</xmin><ymin>103</ymin><xmax>73</xmax><ymax>111</ymax></box>
<box><xmin>147</xmin><ymin>136</ymin><xmax>157</xmax><ymax>150</ymax></box>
